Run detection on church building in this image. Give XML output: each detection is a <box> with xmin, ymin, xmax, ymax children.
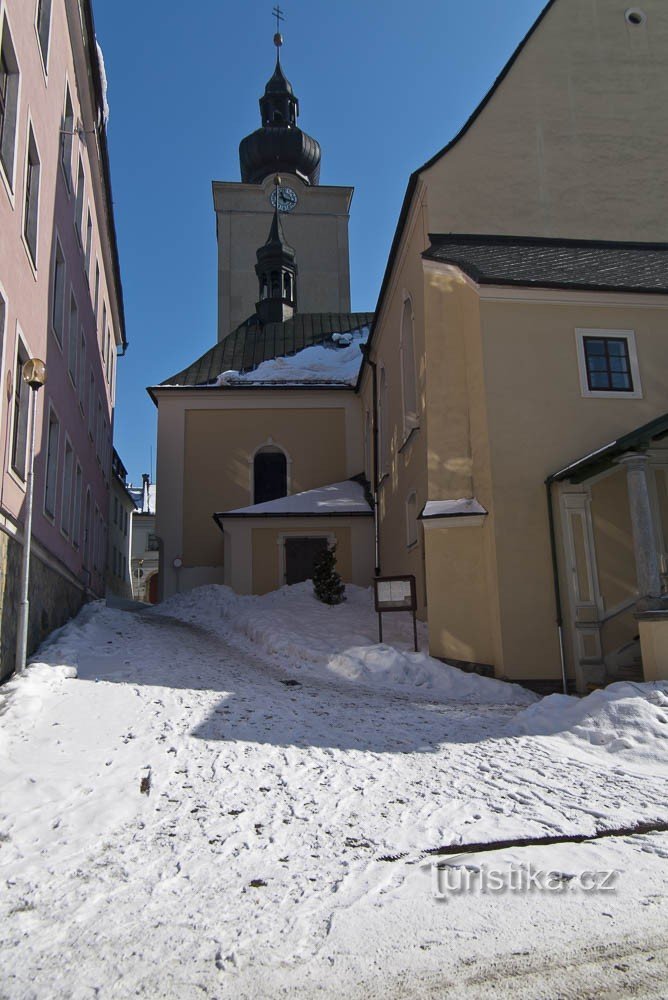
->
<box><xmin>152</xmin><ymin>0</ymin><xmax>668</xmax><ymax>692</ymax></box>
<box><xmin>151</xmin><ymin>30</ymin><xmax>375</xmax><ymax>604</ymax></box>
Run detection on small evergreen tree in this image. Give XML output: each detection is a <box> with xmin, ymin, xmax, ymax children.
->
<box><xmin>312</xmin><ymin>544</ymin><xmax>346</xmax><ymax>605</ymax></box>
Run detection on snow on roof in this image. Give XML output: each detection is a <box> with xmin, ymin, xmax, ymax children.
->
<box><xmin>420</xmin><ymin>498</ymin><xmax>488</xmax><ymax>519</ymax></box>
<box><xmin>218</xmin><ymin>480</ymin><xmax>372</xmax><ymax>518</ymax></box>
<box><xmin>215</xmin><ymin>326</ymin><xmax>369</xmax><ymax>388</ymax></box>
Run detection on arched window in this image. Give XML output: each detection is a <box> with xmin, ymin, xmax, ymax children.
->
<box><xmin>283</xmin><ymin>272</ymin><xmax>292</xmax><ymax>300</ymax></box>
<box><xmin>401</xmin><ymin>297</ymin><xmax>418</xmax><ymax>430</ymax></box>
<box><xmin>254</xmin><ymin>446</ymin><xmax>287</xmax><ymax>504</ymax></box>
<box><xmin>270</xmin><ymin>271</ymin><xmax>280</xmax><ymax>297</ymax></box>
<box><xmin>260</xmin><ymin>275</ymin><xmax>267</xmax><ymax>300</ymax></box>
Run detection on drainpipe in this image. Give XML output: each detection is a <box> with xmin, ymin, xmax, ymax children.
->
<box><xmin>364</xmin><ymin>351</ymin><xmax>381</xmax><ymax>577</ymax></box>
<box><xmin>545</xmin><ymin>478</ymin><xmax>568</xmax><ymax>694</ymax></box>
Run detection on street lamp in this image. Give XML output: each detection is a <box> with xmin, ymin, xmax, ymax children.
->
<box><xmin>16</xmin><ymin>358</ymin><xmax>47</xmax><ymax>675</ymax></box>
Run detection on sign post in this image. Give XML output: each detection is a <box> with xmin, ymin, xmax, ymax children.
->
<box><xmin>373</xmin><ymin>575</ymin><xmax>418</xmax><ymax>651</ymax></box>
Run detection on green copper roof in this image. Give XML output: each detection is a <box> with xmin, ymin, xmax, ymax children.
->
<box><xmin>161</xmin><ymin>312</ymin><xmax>374</xmax><ymax>388</ymax></box>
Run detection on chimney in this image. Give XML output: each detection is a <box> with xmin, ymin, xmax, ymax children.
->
<box><xmin>142</xmin><ymin>473</ymin><xmax>150</xmax><ymax>512</ymax></box>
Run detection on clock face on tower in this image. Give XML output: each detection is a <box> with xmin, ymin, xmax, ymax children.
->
<box><xmin>270</xmin><ymin>186</ymin><xmax>298</xmax><ymax>213</ymax></box>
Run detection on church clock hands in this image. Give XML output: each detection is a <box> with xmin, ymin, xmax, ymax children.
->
<box><xmin>270</xmin><ymin>185</ymin><xmax>298</xmax><ymax>213</ymax></box>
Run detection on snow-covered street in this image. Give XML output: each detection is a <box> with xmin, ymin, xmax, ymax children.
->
<box><xmin>1</xmin><ymin>586</ymin><xmax>667</xmax><ymax>998</ymax></box>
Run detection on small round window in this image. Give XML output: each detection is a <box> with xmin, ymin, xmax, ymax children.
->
<box><xmin>625</xmin><ymin>8</ymin><xmax>646</xmax><ymax>25</ymax></box>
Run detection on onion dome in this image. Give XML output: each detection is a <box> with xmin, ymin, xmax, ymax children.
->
<box><xmin>239</xmin><ymin>37</ymin><xmax>321</xmax><ymax>185</ymax></box>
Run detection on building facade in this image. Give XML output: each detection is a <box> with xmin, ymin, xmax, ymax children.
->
<box><xmin>129</xmin><ymin>473</ymin><xmax>158</xmax><ymax>603</ymax></box>
<box><xmin>359</xmin><ymin>0</ymin><xmax>668</xmax><ymax>690</ymax></box>
<box><xmin>0</xmin><ymin>0</ymin><xmax>125</xmax><ymax>680</ymax></box>
<box><xmin>106</xmin><ymin>449</ymin><xmax>133</xmax><ymax>599</ymax></box>
<box><xmin>153</xmin><ymin>1</ymin><xmax>668</xmax><ymax>691</ymax></box>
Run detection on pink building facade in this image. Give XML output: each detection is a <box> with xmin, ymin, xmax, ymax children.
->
<box><xmin>0</xmin><ymin>0</ymin><xmax>125</xmax><ymax>680</ymax></box>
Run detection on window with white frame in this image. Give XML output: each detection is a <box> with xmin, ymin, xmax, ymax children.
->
<box><xmin>72</xmin><ymin>462</ymin><xmax>82</xmax><ymax>547</ymax></box>
<box><xmin>575</xmin><ymin>328</ymin><xmax>642</xmax><ymax>399</ymax></box>
<box><xmin>35</xmin><ymin>0</ymin><xmax>52</xmax><ymax>70</ymax></box>
<box><xmin>93</xmin><ymin>261</ymin><xmax>99</xmax><ymax>319</ymax></box>
<box><xmin>379</xmin><ymin>366</ymin><xmax>390</xmax><ymax>478</ymax></box>
<box><xmin>84</xmin><ymin>209</ymin><xmax>92</xmax><ymax>278</ymax></box>
<box><xmin>406</xmin><ymin>491</ymin><xmax>418</xmax><ymax>548</ymax></box>
<box><xmin>74</xmin><ymin>156</ymin><xmax>85</xmax><ymax>243</ymax></box>
<box><xmin>60</xmin><ymin>438</ymin><xmax>73</xmax><ymax>535</ymax></box>
<box><xmin>44</xmin><ymin>406</ymin><xmax>60</xmax><ymax>518</ymax></box>
<box><xmin>60</xmin><ymin>85</ymin><xmax>74</xmax><ymax>189</ymax></box>
<box><xmin>23</xmin><ymin>126</ymin><xmax>40</xmax><ymax>266</ymax></box>
<box><xmin>67</xmin><ymin>291</ymin><xmax>78</xmax><ymax>383</ymax></box>
<box><xmin>400</xmin><ymin>297</ymin><xmax>419</xmax><ymax>431</ymax></box>
<box><xmin>11</xmin><ymin>338</ymin><xmax>29</xmax><ymax>479</ymax></box>
<box><xmin>51</xmin><ymin>239</ymin><xmax>65</xmax><ymax>345</ymax></box>
<box><xmin>0</xmin><ymin>18</ymin><xmax>19</xmax><ymax>190</ymax></box>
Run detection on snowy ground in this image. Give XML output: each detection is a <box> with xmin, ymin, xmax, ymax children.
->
<box><xmin>1</xmin><ymin>584</ymin><xmax>667</xmax><ymax>998</ymax></box>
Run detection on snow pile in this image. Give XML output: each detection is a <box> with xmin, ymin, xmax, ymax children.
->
<box><xmin>158</xmin><ymin>582</ymin><xmax>537</xmax><ymax>705</ymax></box>
<box><xmin>511</xmin><ymin>681</ymin><xmax>668</xmax><ymax>763</ymax></box>
<box><xmin>216</xmin><ymin>326</ymin><xmax>369</xmax><ymax>386</ymax></box>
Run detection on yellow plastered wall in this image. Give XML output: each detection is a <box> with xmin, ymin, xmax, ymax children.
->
<box><xmin>361</xmin><ymin>191</ymin><xmax>430</xmax><ymax>613</ymax></box>
<box><xmin>424</xmin><ymin>525</ymin><xmax>495</xmax><ymax>667</ymax></box>
<box><xmin>183</xmin><ymin>407</ymin><xmax>347</xmax><ymax>566</ymax></box>
<box><xmin>480</xmin><ymin>298</ymin><xmax>668</xmax><ymax>679</ymax></box>
<box><xmin>424</xmin><ymin>0</ymin><xmax>668</xmax><ymax>241</ymax></box>
<box><xmin>252</xmin><ymin>526</ymin><xmax>352</xmax><ymax>595</ymax></box>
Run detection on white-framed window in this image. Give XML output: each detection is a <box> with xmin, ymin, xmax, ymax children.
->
<box><xmin>93</xmin><ymin>260</ymin><xmax>99</xmax><ymax>319</ymax></box>
<box><xmin>378</xmin><ymin>365</ymin><xmax>390</xmax><ymax>478</ymax></box>
<box><xmin>575</xmin><ymin>328</ymin><xmax>642</xmax><ymax>399</ymax></box>
<box><xmin>406</xmin><ymin>491</ymin><xmax>418</xmax><ymax>548</ymax></box>
<box><xmin>0</xmin><ymin>16</ymin><xmax>20</xmax><ymax>191</ymax></box>
<box><xmin>23</xmin><ymin>125</ymin><xmax>41</xmax><ymax>266</ymax></box>
<box><xmin>400</xmin><ymin>296</ymin><xmax>419</xmax><ymax>431</ymax></box>
<box><xmin>60</xmin><ymin>437</ymin><xmax>74</xmax><ymax>535</ymax></box>
<box><xmin>51</xmin><ymin>237</ymin><xmax>65</xmax><ymax>346</ymax></box>
<box><xmin>67</xmin><ymin>290</ymin><xmax>78</xmax><ymax>384</ymax></box>
<box><xmin>10</xmin><ymin>335</ymin><xmax>29</xmax><ymax>479</ymax></box>
<box><xmin>72</xmin><ymin>461</ymin><xmax>82</xmax><ymax>547</ymax></box>
<box><xmin>74</xmin><ymin>156</ymin><xmax>84</xmax><ymax>243</ymax></box>
<box><xmin>35</xmin><ymin>0</ymin><xmax>52</xmax><ymax>71</ymax></box>
<box><xmin>84</xmin><ymin>208</ymin><xmax>92</xmax><ymax>278</ymax></box>
<box><xmin>44</xmin><ymin>405</ymin><xmax>60</xmax><ymax>519</ymax></box>
<box><xmin>60</xmin><ymin>84</ymin><xmax>73</xmax><ymax>190</ymax></box>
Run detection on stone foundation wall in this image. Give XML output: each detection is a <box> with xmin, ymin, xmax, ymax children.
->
<box><xmin>0</xmin><ymin>529</ymin><xmax>87</xmax><ymax>683</ymax></box>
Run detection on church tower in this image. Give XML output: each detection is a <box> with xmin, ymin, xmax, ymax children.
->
<box><xmin>255</xmin><ymin>176</ymin><xmax>298</xmax><ymax>324</ymax></box>
<box><xmin>213</xmin><ymin>27</ymin><xmax>353</xmax><ymax>340</ymax></box>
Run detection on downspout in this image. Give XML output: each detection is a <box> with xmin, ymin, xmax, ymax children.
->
<box><xmin>364</xmin><ymin>351</ymin><xmax>381</xmax><ymax>576</ymax></box>
<box><xmin>545</xmin><ymin>478</ymin><xmax>568</xmax><ymax>694</ymax></box>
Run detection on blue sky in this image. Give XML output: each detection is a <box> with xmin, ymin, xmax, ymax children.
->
<box><xmin>93</xmin><ymin>0</ymin><xmax>546</xmax><ymax>485</ymax></box>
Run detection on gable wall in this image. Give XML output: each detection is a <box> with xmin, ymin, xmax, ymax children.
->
<box><xmin>424</xmin><ymin>0</ymin><xmax>668</xmax><ymax>241</ymax></box>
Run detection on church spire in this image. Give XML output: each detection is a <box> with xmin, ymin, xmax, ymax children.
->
<box><xmin>255</xmin><ymin>175</ymin><xmax>298</xmax><ymax>324</ymax></box>
<box><xmin>239</xmin><ymin>19</ymin><xmax>321</xmax><ymax>185</ymax></box>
